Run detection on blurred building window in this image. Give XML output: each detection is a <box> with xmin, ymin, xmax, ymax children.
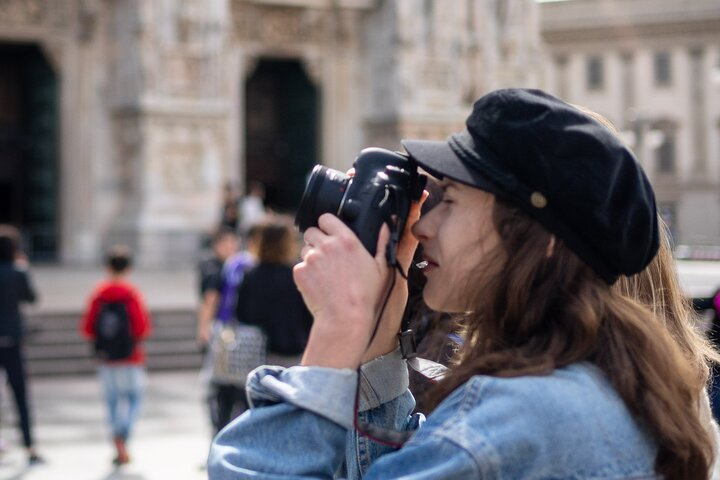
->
<box><xmin>586</xmin><ymin>55</ymin><xmax>604</xmax><ymax>91</ymax></box>
<box><xmin>654</xmin><ymin>51</ymin><xmax>672</xmax><ymax>87</ymax></box>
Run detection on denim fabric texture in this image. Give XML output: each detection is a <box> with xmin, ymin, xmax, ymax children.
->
<box><xmin>208</xmin><ymin>356</ymin><xmax>659</xmax><ymax>479</ymax></box>
<box><xmin>98</xmin><ymin>365</ymin><xmax>145</xmax><ymax>440</ymax></box>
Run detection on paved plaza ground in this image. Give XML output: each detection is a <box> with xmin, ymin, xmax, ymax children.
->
<box><xmin>0</xmin><ymin>370</ymin><xmax>212</xmax><ymax>480</ymax></box>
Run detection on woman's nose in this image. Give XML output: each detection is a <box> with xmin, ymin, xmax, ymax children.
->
<box><xmin>411</xmin><ymin>213</ymin><xmax>429</xmax><ymax>242</ymax></box>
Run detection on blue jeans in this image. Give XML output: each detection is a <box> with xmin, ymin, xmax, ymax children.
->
<box><xmin>98</xmin><ymin>365</ymin><xmax>145</xmax><ymax>441</ymax></box>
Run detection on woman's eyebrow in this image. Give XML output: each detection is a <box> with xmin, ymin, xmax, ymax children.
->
<box><xmin>440</xmin><ymin>180</ymin><xmax>458</xmax><ymax>191</ymax></box>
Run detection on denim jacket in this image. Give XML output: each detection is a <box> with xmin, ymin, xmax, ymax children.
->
<box><xmin>208</xmin><ymin>349</ymin><xmax>658</xmax><ymax>479</ymax></box>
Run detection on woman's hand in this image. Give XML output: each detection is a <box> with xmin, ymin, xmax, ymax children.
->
<box><xmin>360</xmin><ymin>190</ymin><xmax>428</xmax><ymax>363</ymax></box>
<box><xmin>294</xmin><ymin>214</ymin><xmax>392</xmax><ymax>369</ymax></box>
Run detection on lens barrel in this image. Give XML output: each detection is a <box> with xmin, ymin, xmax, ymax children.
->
<box><xmin>295</xmin><ymin>165</ymin><xmax>349</xmax><ymax>232</ymax></box>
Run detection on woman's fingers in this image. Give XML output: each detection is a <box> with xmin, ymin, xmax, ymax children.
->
<box><xmin>374</xmin><ymin>224</ymin><xmax>391</xmax><ymax>268</ymax></box>
<box><xmin>302</xmin><ymin>226</ymin><xmax>327</xmax><ymax>248</ymax></box>
<box><xmin>317</xmin><ymin>213</ymin><xmax>352</xmax><ymax>236</ymax></box>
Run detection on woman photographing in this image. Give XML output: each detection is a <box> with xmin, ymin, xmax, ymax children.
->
<box><xmin>209</xmin><ymin>89</ymin><xmax>712</xmax><ymax>479</ymax></box>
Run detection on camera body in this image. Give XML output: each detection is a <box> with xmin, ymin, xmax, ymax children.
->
<box><xmin>295</xmin><ymin>148</ymin><xmax>426</xmax><ymax>259</ymax></box>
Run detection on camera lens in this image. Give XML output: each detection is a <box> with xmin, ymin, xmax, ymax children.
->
<box><xmin>295</xmin><ymin>165</ymin><xmax>350</xmax><ymax>232</ymax></box>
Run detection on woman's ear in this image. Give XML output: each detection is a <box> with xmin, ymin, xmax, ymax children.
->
<box><xmin>546</xmin><ymin>235</ymin><xmax>556</xmax><ymax>258</ymax></box>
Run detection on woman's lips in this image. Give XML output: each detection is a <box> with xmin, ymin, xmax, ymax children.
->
<box><xmin>417</xmin><ymin>255</ymin><xmax>438</xmax><ymax>274</ymax></box>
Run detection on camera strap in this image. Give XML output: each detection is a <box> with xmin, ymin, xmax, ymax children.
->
<box><xmin>396</xmin><ymin>265</ymin><xmax>448</xmax><ymax>384</ymax></box>
<box><xmin>398</xmin><ymin>318</ymin><xmax>448</xmax><ymax>384</ymax></box>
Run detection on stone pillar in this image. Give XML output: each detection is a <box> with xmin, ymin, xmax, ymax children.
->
<box><xmin>364</xmin><ymin>0</ymin><xmax>542</xmax><ymax>148</ymax></box>
<box><xmin>689</xmin><ymin>47</ymin><xmax>707</xmax><ymax>177</ymax></box>
<box><xmin>107</xmin><ymin>0</ymin><xmax>232</xmax><ymax>266</ymax></box>
<box><xmin>620</xmin><ymin>52</ymin><xmax>634</xmax><ymax>129</ymax></box>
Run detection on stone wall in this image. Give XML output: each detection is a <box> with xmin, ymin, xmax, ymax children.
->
<box><xmin>0</xmin><ymin>0</ymin><xmax>542</xmax><ymax>266</ymax></box>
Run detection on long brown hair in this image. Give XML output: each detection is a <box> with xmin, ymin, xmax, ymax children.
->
<box><xmin>576</xmin><ymin>104</ymin><xmax>718</xmax><ymax>387</ymax></box>
<box><xmin>428</xmin><ymin>199</ymin><xmax>713</xmax><ymax>479</ymax></box>
<box><xmin>615</xmin><ymin>219</ymin><xmax>720</xmax><ymax>387</ymax></box>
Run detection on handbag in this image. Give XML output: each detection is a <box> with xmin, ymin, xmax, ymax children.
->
<box><xmin>209</xmin><ymin>321</ymin><xmax>266</xmax><ymax>385</ymax></box>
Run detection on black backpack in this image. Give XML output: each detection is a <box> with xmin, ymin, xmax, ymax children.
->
<box><xmin>93</xmin><ymin>301</ymin><xmax>134</xmax><ymax>361</ymax></box>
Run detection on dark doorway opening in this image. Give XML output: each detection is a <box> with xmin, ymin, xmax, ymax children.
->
<box><xmin>244</xmin><ymin>58</ymin><xmax>319</xmax><ymax>213</ymax></box>
<box><xmin>0</xmin><ymin>43</ymin><xmax>59</xmax><ymax>261</ymax></box>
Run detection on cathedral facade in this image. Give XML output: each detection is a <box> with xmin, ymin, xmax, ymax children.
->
<box><xmin>0</xmin><ymin>0</ymin><xmax>541</xmax><ymax>265</ymax></box>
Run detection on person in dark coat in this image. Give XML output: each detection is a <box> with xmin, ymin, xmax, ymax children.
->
<box><xmin>0</xmin><ymin>225</ymin><xmax>43</xmax><ymax>465</ymax></box>
<box><xmin>236</xmin><ymin>218</ymin><xmax>312</xmax><ymax>366</ymax></box>
<box><xmin>693</xmin><ymin>288</ymin><xmax>720</xmax><ymax>419</ymax></box>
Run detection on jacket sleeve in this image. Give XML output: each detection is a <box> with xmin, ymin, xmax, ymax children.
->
<box><xmin>209</xmin><ymin>369</ymin><xmax>351</xmax><ymax>480</ymax></box>
<box><xmin>208</xmin><ymin>350</ymin><xmax>425</xmax><ymax>480</ymax></box>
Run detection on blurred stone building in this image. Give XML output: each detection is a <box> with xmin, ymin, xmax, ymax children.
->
<box><xmin>540</xmin><ymin>0</ymin><xmax>720</xmax><ymax>247</ymax></box>
<box><xmin>0</xmin><ymin>0</ymin><xmax>541</xmax><ymax>266</ymax></box>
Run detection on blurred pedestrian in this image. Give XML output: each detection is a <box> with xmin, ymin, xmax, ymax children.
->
<box><xmin>693</xmin><ymin>287</ymin><xmax>720</xmax><ymax>420</ymax></box>
<box><xmin>197</xmin><ymin>228</ymin><xmax>238</xmax><ymax>350</ymax></box>
<box><xmin>238</xmin><ymin>181</ymin><xmax>267</xmax><ymax>238</ymax></box>
<box><xmin>200</xmin><ymin>227</ymin><xmax>264</xmax><ymax>434</ymax></box>
<box><xmin>80</xmin><ymin>245</ymin><xmax>152</xmax><ymax>467</ymax></box>
<box><xmin>0</xmin><ymin>225</ymin><xmax>43</xmax><ymax>465</ymax></box>
<box><xmin>219</xmin><ymin>182</ymin><xmax>240</xmax><ymax>231</ymax></box>
<box><xmin>235</xmin><ymin>217</ymin><xmax>312</xmax><ymax>367</ymax></box>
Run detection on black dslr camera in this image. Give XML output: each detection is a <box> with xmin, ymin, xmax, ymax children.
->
<box><xmin>295</xmin><ymin>148</ymin><xmax>426</xmax><ymax>262</ymax></box>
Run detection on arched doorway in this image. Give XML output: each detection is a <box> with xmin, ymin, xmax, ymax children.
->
<box><xmin>244</xmin><ymin>58</ymin><xmax>319</xmax><ymax>213</ymax></box>
<box><xmin>0</xmin><ymin>43</ymin><xmax>59</xmax><ymax>260</ymax></box>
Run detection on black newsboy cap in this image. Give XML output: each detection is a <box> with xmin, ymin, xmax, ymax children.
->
<box><xmin>402</xmin><ymin>88</ymin><xmax>659</xmax><ymax>284</ymax></box>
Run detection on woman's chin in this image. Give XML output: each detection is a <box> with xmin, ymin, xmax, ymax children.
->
<box><xmin>422</xmin><ymin>290</ymin><xmax>459</xmax><ymax>313</ymax></box>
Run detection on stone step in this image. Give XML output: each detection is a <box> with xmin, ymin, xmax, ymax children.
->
<box><xmin>23</xmin><ymin>308</ymin><xmax>203</xmax><ymax>376</ymax></box>
<box><xmin>26</xmin><ymin>309</ymin><xmax>197</xmax><ymax>332</ymax></box>
<box><xmin>26</xmin><ymin>352</ymin><xmax>203</xmax><ymax>376</ymax></box>
<box><xmin>27</xmin><ymin>324</ymin><xmax>197</xmax><ymax>345</ymax></box>
<box><xmin>25</xmin><ymin>339</ymin><xmax>201</xmax><ymax>360</ymax></box>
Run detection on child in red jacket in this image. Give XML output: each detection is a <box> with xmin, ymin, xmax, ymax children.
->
<box><xmin>80</xmin><ymin>245</ymin><xmax>152</xmax><ymax>467</ymax></box>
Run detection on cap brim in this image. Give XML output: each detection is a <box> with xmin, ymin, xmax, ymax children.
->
<box><xmin>401</xmin><ymin>136</ymin><xmax>499</xmax><ymax>195</ymax></box>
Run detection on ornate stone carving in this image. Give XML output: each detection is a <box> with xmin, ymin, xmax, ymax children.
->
<box><xmin>163</xmin><ymin>51</ymin><xmax>206</xmax><ymax>96</ymax></box>
<box><xmin>136</xmin><ymin>1</ymin><xmax>226</xmax><ymax>98</ymax></box>
<box><xmin>157</xmin><ymin>141</ymin><xmax>205</xmax><ymax>194</ymax></box>
<box><xmin>162</xmin><ymin>147</ymin><xmax>202</xmax><ymax>193</ymax></box>
<box><xmin>232</xmin><ymin>4</ymin><xmax>328</xmax><ymax>45</ymax></box>
<box><xmin>420</xmin><ymin>58</ymin><xmax>453</xmax><ymax>91</ymax></box>
<box><xmin>112</xmin><ymin>115</ymin><xmax>142</xmax><ymax>196</ymax></box>
<box><xmin>0</xmin><ymin>0</ymin><xmax>71</xmax><ymax>29</ymax></box>
<box><xmin>0</xmin><ymin>0</ymin><xmax>44</xmax><ymax>25</ymax></box>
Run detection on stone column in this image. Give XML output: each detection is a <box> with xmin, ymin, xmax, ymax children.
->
<box><xmin>689</xmin><ymin>47</ymin><xmax>707</xmax><ymax>177</ymax></box>
<box><xmin>107</xmin><ymin>0</ymin><xmax>232</xmax><ymax>266</ymax></box>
